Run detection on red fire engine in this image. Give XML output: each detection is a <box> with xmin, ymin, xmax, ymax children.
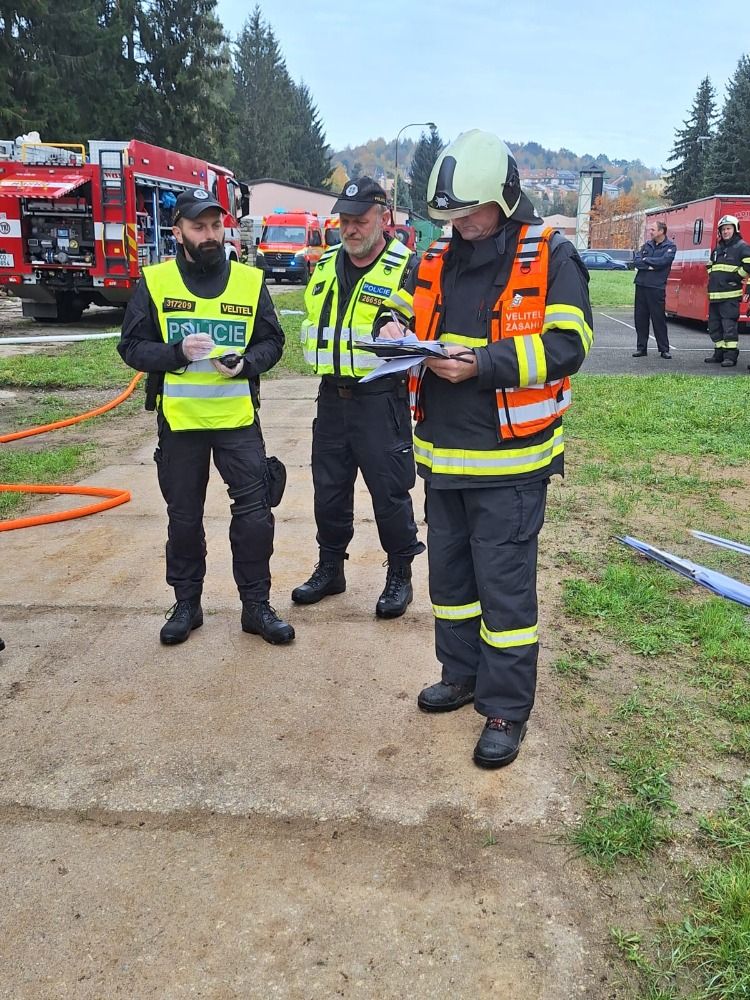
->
<box><xmin>0</xmin><ymin>138</ymin><xmax>245</xmax><ymax>322</ymax></box>
<box><xmin>648</xmin><ymin>195</ymin><xmax>750</xmax><ymax>326</ymax></box>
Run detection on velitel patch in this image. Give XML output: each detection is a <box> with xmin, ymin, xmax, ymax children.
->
<box><xmin>312</xmin><ymin>282</ymin><xmax>325</xmax><ymax>295</ymax></box>
<box><xmin>361</xmin><ymin>281</ymin><xmax>391</xmax><ymax>297</ymax></box>
<box><xmin>359</xmin><ymin>293</ymin><xmax>382</xmax><ymax>307</ymax></box>
<box><xmin>221</xmin><ymin>303</ymin><xmax>254</xmax><ymax>317</ymax></box>
<box><xmin>162</xmin><ymin>297</ymin><xmax>195</xmax><ymax>312</ymax></box>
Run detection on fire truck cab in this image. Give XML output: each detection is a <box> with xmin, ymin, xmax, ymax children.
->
<box><xmin>650</xmin><ymin>195</ymin><xmax>750</xmax><ymax>326</ymax></box>
<box><xmin>0</xmin><ymin>137</ymin><xmax>244</xmax><ymax>322</ymax></box>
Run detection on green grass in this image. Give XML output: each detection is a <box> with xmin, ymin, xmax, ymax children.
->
<box><xmin>273</xmin><ymin>288</ymin><xmax>309</xmax><ymax>376</ymax></box>
<box><xmin>0</xmin><ymin>445</ymin><xmax>91</xmax><ymax>516</ymax></box>
<box><xmin>614</xmin><ymin>791</ymin><xmax>750</xmax><ymax>998</ymax></box>
<box><xmin>587</xmin><ymin>269</ymin><xmax>635</xmax><ymax>308</ymax></box>
<box><xmin>0</xmin><ymin>338</ymin><xmax>129</xmax><ymax>388</ymax></box>
<box><xmin>569</xmin><ymin>374</ymin><xmax>750</xmax><ymax>463</ymax></box>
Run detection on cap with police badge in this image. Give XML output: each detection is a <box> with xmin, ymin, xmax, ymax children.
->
<box><xmin>173</xmin><ymin>187</ymin><xmax>224</xmax><ymax>222</ymax></box>
<box><xmin>332</xmin><ymin>176</ymin><xmax>388</xmax><ymax>216</ymax></box>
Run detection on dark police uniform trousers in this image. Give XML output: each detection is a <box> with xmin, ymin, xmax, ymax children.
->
<box><xmin>634</xmin><ymin>285</ymin><xmax>670</xmax><ymax>353</ymax></box>
<box><xmin>426</xmin><ymin>480</ymin><xmax>547</xmax><ymax>721</ymax></box>
<box><xmin>155</xmin><ymin>417</ymin><xmax>274</xmax><ymax>604</ymax></box>
<box><xmin>312</xmin><ymin>374</ymin><xmax>422</xmax><ymax>563</ymax></box>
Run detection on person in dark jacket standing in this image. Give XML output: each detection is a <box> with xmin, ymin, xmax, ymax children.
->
<box><xmin>118</xmin><ymin>188</ymin><xmax>294</xmax><ymax>647</ymax></box>
<box><xmin>378</xmin><ymin>130</ymin><xmax>593</xmax><ymax>769</ymax></box>
<box><xmin>632</xmin><ymin>221</ymin><xmax>676</xmax><ymax>359</ymax></box>
<box><xmin>292</xmin><ymin>177</ymin><xmax>425</xmax><ymax>618</ymax></box>
<box><xmin>704</xmin><ymin>214</ymin><xmax>750</xmax><ymax>367</ymax></box>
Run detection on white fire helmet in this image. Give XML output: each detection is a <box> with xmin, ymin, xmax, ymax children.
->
<box><xmin>426</xmin><ymin>129</ymin><xmax>522</xmax><ymax>221</ymax></box>
<box><xmin>718</xmin><ymin>214</ymin><xmax>740</xmax><ymax>234</ymax></box>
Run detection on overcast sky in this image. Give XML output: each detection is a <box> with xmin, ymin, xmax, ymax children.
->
<box><xmin>215</xmin><ymin>0</ymin><xmax>744</xmax><ymax>170</ymax></box>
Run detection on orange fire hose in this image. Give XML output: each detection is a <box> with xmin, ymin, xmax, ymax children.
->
<box><xmin>0</xmin><ymin>372</ymin><xmax>144</xmax><ymax>531</ymax></box>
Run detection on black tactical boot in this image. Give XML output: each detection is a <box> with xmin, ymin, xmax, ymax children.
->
<box><xmin>417</xmin><ymin>679</ymin><xmax>475</xmax><ymax>712</ymax></box>
<box><xmin>375</xmin><ymin>561</ymin><xmax>413</xmax><ymax>619</ymax></box>
<box><xmin>721</xmin><ymin>349</ymin><xmax>739</xmax><ymax>367</ymax></box>
<box><xmin>291</xmin><ymin>560</ymin><xmax>346</xmax><ymax>604</ymax></box>
<box><xmin>160</xmin><ymin>599</ymin><xmax>203</xmax><ymax>645</ymax></box>
<box><xmin>241</xmin><ymin>601</ymin><xmax>295</xmax><ymax>644</ymax></box>
<box><xmin>473</xmin><ymin>718</ymin><xmax>528</xmax><ymax>769</ymax></box>
<box><xmin>705</xmin><ymin>349</ymin><xmax>724</xmax><ymax>363</ymax></box>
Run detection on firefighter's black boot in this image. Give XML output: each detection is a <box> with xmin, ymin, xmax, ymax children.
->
<box><xmin>721</xmin><ymin>348</ymin><xmax>739</xmax><ymax>367</ymax></box>
<box><xmin>291</xmin><ymin>560</ymin><xmax>346</xmax><ymax>604</ymax></box>
<box><xmin>241</xmin><ymin>601</ymin><xmax>295</xmax><ymax>644</ymax></box>
<box><xmin>0</xmin><ymin>638</ymin><xmax>5</xmax><ymax>652</ymax></box>
<box><xmin>375</xmin><ymin>560</ymin><xmax>413</xmax><ymax>619</ymax></box>
<box><xmin>705</xmin><ymin>348</ymin><xmax>724</xmax><ymax>363</ymax></box>
<box><xmin>160</xmin><ymin>599</ymin><xmax>203</xmax><ymax>645</ymax></box>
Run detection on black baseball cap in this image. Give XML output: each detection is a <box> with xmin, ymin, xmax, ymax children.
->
<box><xmin>173</xmin><ymin>187</ymin><xmax>224</xmax><ymax>222</ymax></box>
<box><xmin>332</xmin><ymin>176</ymin><xmax>388</xmax><ymax>216</ymax></box>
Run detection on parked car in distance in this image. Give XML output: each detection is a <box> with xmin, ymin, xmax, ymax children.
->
<box><xmin>598</xmin><ymin>247</ymin><xmax>636</xmax><ymax>268</ymax></box>
<box><xmin>579</xmin><ymin>250</ymin><xmax>629</xmax><ymax>271</ymax></box>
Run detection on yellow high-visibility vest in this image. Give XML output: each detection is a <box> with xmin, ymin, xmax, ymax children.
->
<box><xmin>301</xmin><ymin>238</ymin><xmax>412</xmax><ymax>377</ymax></box>
<box><xmin>143</xmin><ymin>259</ymin><xmax>263</xmax><ymax>431</ymax></box>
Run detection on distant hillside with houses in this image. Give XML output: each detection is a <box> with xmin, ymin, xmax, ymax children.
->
<box><xmin>331</xmin><ymin>137</ymin><xmax>661</xmax><ymax>190</ymax></box>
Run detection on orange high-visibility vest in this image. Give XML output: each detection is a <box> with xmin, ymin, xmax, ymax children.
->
<box><xmin>410</xmin><ymin>225</ymin><xmax>570</xmax><ymax>440</ymax></box>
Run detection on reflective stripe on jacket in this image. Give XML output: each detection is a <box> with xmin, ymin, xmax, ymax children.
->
<box><xmin>410</xmin><ymin>225</ymin><xmax>570</xmax><ymax>441</ymax></box>
<box><xmin>143</xmin><ymin>259</ymin><xmax>263</xmax><ymax>431</ymax></box>
<box><xmin>301</xmin><ymin>238</ymin><xmax>412</xmax><ymax>377</ymax></box>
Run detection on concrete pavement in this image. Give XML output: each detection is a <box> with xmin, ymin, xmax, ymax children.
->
<box><xmin>0</xmin><ymin>378</ymin><xmax>618</xmax><ymax>999</ymax></box>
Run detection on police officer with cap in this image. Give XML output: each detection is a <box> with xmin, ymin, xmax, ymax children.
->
<box><xmin>119</xmin><ymin>187</ymin><xmax>294</xmax><ymax>646</ymax></box>
<box><xmin>292</xmin><ymin>177</ymin><xmax>424</xmax><ymax>616</ymax></box>
<box><xmin>378</xmin><ymin>130</ymin><xmax>593</xmax><ymax>768</ymax></box>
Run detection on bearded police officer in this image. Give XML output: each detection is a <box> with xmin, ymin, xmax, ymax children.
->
<box><xmin>292</xmin><ymin>177</ymin><xmax>425</xmax><ymax>617</ymax></box>
<box><xmin>705</xmin><ymin>214</ymin><xmax>750</xmax><ymax>367</ymax></box>
<box><xmin>118</xmin><ymin>187</ymin><xmax>294</xmax><ymax>646</ymax></box>
<box><xmin>379</xmin><ymin>131</ymin><xmax>593</xmax><ymax>768</ymax></box>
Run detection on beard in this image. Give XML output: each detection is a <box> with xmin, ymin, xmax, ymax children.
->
<box><xmin>181</xmin><ymin>234</ymin><xmax>225</xmax><ymax>268</ymax></box>
<box><xmin>342</xmin><ymin>227</ymin><xmax>381</xmax><ymax>260</ymax></box>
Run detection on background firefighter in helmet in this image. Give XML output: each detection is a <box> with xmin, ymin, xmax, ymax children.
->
<box><xmin>705</xmin><ymin>215</ymin><xmax>750</xmax><ymax>367</ymax></box>
<box><xmin>631</xmin><ymin>221</ymin><xmax>676</xmax><ymax>359</ymax></box>
<box><xmin>118</xmin><ymin>188</ymin><xmax>294</xmax><ymax>647</ymax></box>
<box><xmin>378</xmin><ymin>130</ymin><xmax>593</xmax><ymax>769</ymax></box>
<box><xmin>292</xmin><ymin>177</ymin><xmax>425</xmax><ymax>618</ymax></box>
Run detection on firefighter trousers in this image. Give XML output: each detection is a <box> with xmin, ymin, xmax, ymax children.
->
<box><xmin>311</xmin><ymin>378</ymin><xmax>424</xmax><ymax>564</ymax></box>
<box><xmin>634</xmin><ymin>285</ymin><xmax>670</xmax><ymax>353</ymax></box>
<box><xmin>425</xmin><ymin>480</ymin><xmax>548</xmax><ymax>721</ymax></box>
<box><xmin>708</xmin><ymin>299</ymin><xmax>740</xmax><ymax>362</ymax></box>
<box><xmin>155</xmin><ymin>419</ymin><xmax>274</xmax><ymax>603</ymax></box>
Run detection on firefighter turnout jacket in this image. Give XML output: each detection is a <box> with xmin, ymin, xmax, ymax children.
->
<box><xmin>707</xmin><ymin>233</ymin><xmax>750</xmax><ymax>301</ymax></box>
<box><xmin>391</xmin><ymin>219</ymin><xmax>593</xmax><ymax>487</ymax></box>
<box><xmin>301</xmin><ymin>237</ymin><xmax>413</xmax><ymax>377</ymax></box>
<box><xmin>118</xmin><ymin>248</ymin><xmax>284</xmax><ymax>429</ymax></box>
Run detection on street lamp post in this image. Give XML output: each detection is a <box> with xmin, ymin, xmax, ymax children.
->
<box><xmin>393</xmin><ymin>121</ymin><xmax>436</xmax><ymax>221</ymax></box>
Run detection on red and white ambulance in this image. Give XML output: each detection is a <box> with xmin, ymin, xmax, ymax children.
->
<box><xmin>649</xmin><ymin>195</ymin><xmax>750</xmax><ymax>326</ymax></box>
<box><xmin>0</xmin><ymin>137</ymin><xmax>244</xmax><ymax>321</ymax></box>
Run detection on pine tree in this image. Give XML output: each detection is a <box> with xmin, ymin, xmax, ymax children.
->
<box><xmin>232</xmin><ymin>8</ymin><xmax>331</xmax><ymax>186</ymax></box>
<box><xmin>138</xmin><ymin>0</ymin><xmax>229</xmax><ymax>160</ymax></box>
<box><xmin>286</xmin><ymin>81</ymin><xmax>331</xmax><ymax>188</ymax></box>
<box><xmin>232</xmin><ymin>7</ymin><xmax>294</xmax><ymax>179</ymax></box>
<box><xmin>0</xmin><ymin>4</ymin><xmax>47</xmax><ymax>134</ymax></box>
<box><xmin>706</xmin><ymin>56</ymin><xmax>750</xmax><ymax>195</ymax></box>
<box><xmin>664</xmin><ymin>76</ymin><xmax>716</xmax><ymax>205</ymax></box>
<box><xmin>408</xmin><ymin>125</ymin><xmax>444</xmax><ymax>217</ymax></box>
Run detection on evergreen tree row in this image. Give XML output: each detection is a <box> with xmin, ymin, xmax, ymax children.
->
<box><xmin>666</xmin><ymin>56</ymin><xmax>750</xmax><ymax>204</ymax></box>
<box><xmin>0</xmin><ymin>3</ymin><xmax>331</xmax><ymax>187</ymax></box>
